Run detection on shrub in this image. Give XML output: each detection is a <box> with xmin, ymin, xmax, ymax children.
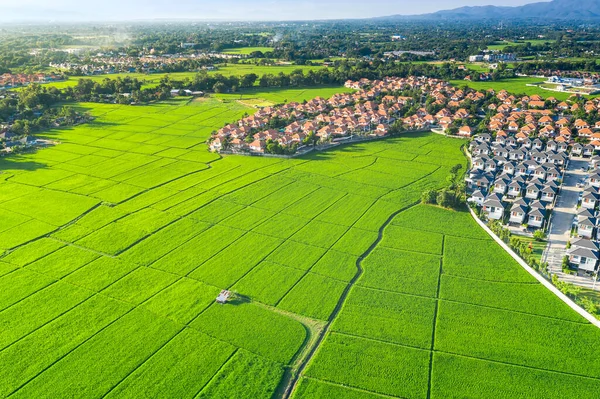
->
<box><xmin>421</xmin><ymin>189</ymin><xmax>438</xmax><ymax>204</ymax></box>
<box><xmin>562</xmin><ymin>256</ymin><xmax>571</xmax><ymax>273</ymax></box>
<box><xmin>533</xmin><ymin>230</ymin><xmax>547</xmax><ymax>241</ymax></box>
<box><xmin>580</xmin><ymin>297</ymin><xmax>599</xmax><ymax>316</ymax></box>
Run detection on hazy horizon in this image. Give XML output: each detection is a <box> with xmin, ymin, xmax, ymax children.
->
<box><xmin>0</xmin><ymin>0</ymin><xmax>547</xmax><ymax>22</ymax></box>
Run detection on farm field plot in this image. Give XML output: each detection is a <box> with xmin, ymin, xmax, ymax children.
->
<box><xmin>486</xmin><ymin>39</ymin><xmax>556</xmax><ymax>50</ymax></box>
<box><xmin>1</xmin><ymin>88</ymin><xmax>599</xmax><ymax>398</ymax></box>
<box><xmin>449</xmin><ymin>77</ymin><xmax>599</xmax><ymax>101</ymax></box>
<box><xmin>33</xmin><ymin>64</ymin><xmax>325</xmax><ymax>90</ymax></box>
<box><xmin>221</xmin><ymin>46</ymin><xmax>275</xmax><ymax>54</ymax></box>
<box><xmin>299</xmin><ymin>204</ymin><xmax>600</xmax><ymax>399</ymax></box>
<box><xmin>213</xmin><ymin>85</ymin><xmax>354</xmax><ymax>106</ymax></box>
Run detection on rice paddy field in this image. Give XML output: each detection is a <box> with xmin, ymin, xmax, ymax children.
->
<box><xmin>486</xmin><ymin>39</ymin><xmax>556</xmax><ymax>50</ymax></box>
<box><xmin>213</xmin><ymin>86</ymin><xmax>354</xmax><ymax>106</ymax></box>
<box><xmin>449</xmin><ymin>77</ymin><xmax>597</xmax><ymax>101</ymax></box>
<box><xmin>221</xmin><ymin>47</ymin><xmax>275</xmax><ymax>54</ymax></box>
<box><xmin>39</xmin><ymin>64</ymin><xmax>325</xmax><ymax>90</ymax></box>
<box><xmin>1</xmin><ymin>89</ymin><xmax>600</xmax><ymax>398</ymax></box>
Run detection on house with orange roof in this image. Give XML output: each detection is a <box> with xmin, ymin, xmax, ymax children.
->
<box><xmin>457</xmin><ymin>126</ymin><xmax>473</xmax><ymax>137</ymax></box>
<box><xmin>249</xmin><ymin>140</ymin><xmax>265</xmax><ymax>153</ymax></box>
<box><xmin>575</xmin><ymin>119</ymin><xmax>590</xmax><ymax>130</ymax></box>
<box><xmin>579</xmin><ymin>128</ymin><xmax>594</xmax><ymax>138</ymax></box>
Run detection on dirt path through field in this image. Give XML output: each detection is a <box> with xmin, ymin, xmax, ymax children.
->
<box><xmin>280</xmin><ymin>202</ymin><xmax>420</xmax><ymax>399</ymax></box>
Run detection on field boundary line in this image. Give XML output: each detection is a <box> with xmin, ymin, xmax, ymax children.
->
<box><xmin>385</xmin><ymin>224</ymin><xmax>493</xmax><ymax>241</ymax></box>
<box><xmin>5</xmin><ymin>271</ymin><xmax>202</xmax><ymax>397</ymax></box>
<box><xmin>0</xmin><ymin>247</ymin><xmax>105</xmax><ymax>315</ymax></box>
<box><xmin>99</xmin><ymin>327</ymin><xmax>186</xmax><ymax>399</ymax></box>
<box><xmin>272</xmin><ymin>193</ymin><xmax>352</xmax><ymax>308</ymax></box>
<box><xmin>159</xmin><ymin>159</ymin><xmax>292</xmax><ymax>216</ymax></box>
<box><xmin>0</xmin><ymin>290</ymin><xmax>95</xmax><ymax>353</ymax></box>
<box><xmin>435</xmin><ymin>348</ymin><xmax>600</xmax><ymax>382</ymax></box>
<box><xmin>331</xmin><ymin>330</ymin><xmax>429</xmax><ymax>352</ymax></box>
<box><xmin>378</xmin><ymin>245</ymin><xmax>442</xmax><ymax>257</ymax></box>
<box><xmin>115</xmin><ymin>162</ymin><xmax>297</xmax><ymax>271</ymax></box>
<box><xmin>191</xmin><ymin>348</ymin><xmax>240</xmax><ymax>399</ymax></box>
<box><xmin>351</xmin><ymin>282</ymin><xmax>585</xmax><ymax>324</ymax></box>
<box><xmin>137</xmin><ymin>222</ymin><xmax>217</xmax><ymax>270</ymax></box>
<box><xmin>265</xmin><ymin>260</ymin><xmax>354</xmax><ymax>285</ymax></box>
<box><xmin>301</xmin><ymin>376</ymin><xmax>407</xmax><ymax>399</ymax></box>
<box><xmin>379</xmin><ymin>166</ymin><xmax>442</xmax><ymax>202</ymax></box>
<box><xmin>469</xmin><ymin>208</ymin><xmax>600</xmax><ymax>328</ymax></box>
<box><xmin>441</xmin><ymin>272</ymin><xmax>538</xmax><ymax>284</ymax></box>
<box><xmin>183</xmin><ymin>229</ymin><xmax>253</xmax><ymax>278</ymax></box>
<box><xmin>0</xmin><ymin>201</ymin><xmax>103</xmax><ymax>256</ymax></box>
<box><xmin>438</xmin><ymin>297</ymin><xmax>590</xmax><ymax>325</ymax></box>
<box><xmin>4</xmin><ymin>236</ymin><xmax>68</xmax><ymax>266</ymax></box>
<box><xmin>52</xmin><ymin>237</ymin><xmax>118</xmax><ymax>258</ymax></box>
<box><xmin>332</xmin><ymin>156</ymin><xmax>378</xmax><ymax>179</ymax></box>
<box><xmin>328</xmin><ymin>330</ymin><xmax>600</xmax><ymax>383</ymax></box>
<box><xmin>5</xmin><ymin>302</ymin><xmax>137</xmax><ymax>398</ymax></box>
<box><xmin>353</xmin><ymin>284</ymin><xmax>437</xmax><ymax>300</ymax></box>
<box><xmin>200</xmin><ymin>180</ymin><xmax>351</xmax><ymax>309</ymax></box>
<box><xmin>280</xmin><ymin>201</ymin><xmax>421</xmax><ymax>399</ymax></box>
<box><xmin>426</xmin><ymin>235</ymin><xmax>444</xmax><ymax>399</ymax></box>
<box><xmin>0</xmin><ymin>277</ymin><xmax>57</xmax><ymax>314</ymax></box>
<box><xmin>440</xmin><ymin>271</ymin><xmax>538</xmax><ymax>285</ymax></box>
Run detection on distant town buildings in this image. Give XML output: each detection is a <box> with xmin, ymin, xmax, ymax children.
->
<box><xmin>469</xmin><ymin>53</ymin><xmax>516</xmax><ymax>63</ymax></box>
<box><xmin>0</xmin><ymin>73</ymin><xmax>63</xmax><ymax>89</ymax></box>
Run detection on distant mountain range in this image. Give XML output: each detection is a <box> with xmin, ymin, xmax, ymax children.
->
<box><xmin>379</xmin><ymin>0</ymin><xmax>600</xmax><ymax>21</ymax></box>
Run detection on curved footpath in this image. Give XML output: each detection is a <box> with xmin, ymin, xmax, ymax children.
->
<box><xmin>469</xmin><ymin>208</ymin><xmax>600</xmax><ymax>328</ymax></box>
<box><xmin>281</xmin><ymin>203</ymin><xmax>418</xmax><ymax>399</ymax></box>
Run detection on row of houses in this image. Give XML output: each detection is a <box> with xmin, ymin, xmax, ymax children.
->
<box><xmin>485</xmin><ymin>94</ymin><xmax>600</xmax><ymax>141</ymax></box>
<box><xmin>467</xmin><ymin>133</ymin><xmax>568</xmax><ymax>229</ymax></box>
<box><xmin>0</xmin><ymin>136</ymin><xmax>47</xmax><ymax>155</ymax></box>
<box><xmin>468</xmin><ymin>53</ymin><xmax>516</xmax><ymax>63</ymax></box>
<box><xmin>567</xmin><ymin>162</ymin><xmax>600</xmax><ymax>272</ymax></box>
<box><xmin>209</xmin><ymin>76</ymin><xmax>482</xmax><ymax>154</ymax></box>
<box><xmin>0</xmin><ymin>73</ymin><xmax>62</xmax><ymax>89</ymax></box>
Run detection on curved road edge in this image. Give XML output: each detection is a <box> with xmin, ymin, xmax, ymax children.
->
<box><xmin>469</xmin><ymin>208</ymin><xmax>600</xmax><ymax>328</ymax></box>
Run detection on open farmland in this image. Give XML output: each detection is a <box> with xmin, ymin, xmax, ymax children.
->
<box><xmin>213</xmin><ymin>86</ymin><xmax>355</xmax><ymax>107</ymax></box>
<box><xmin>0</xmin><ymin>91</ymin><xmax>468</xmax><ymax>398</ymax></box>
<box><xmin>486</xmin><ymin>39</ymin><xmax>556</xmax><ymax>50</ymax></box>
<box><xmin>2</xmin><ymin>88</ymin><xmax>600</xmax><ymax>399</ymax></box>
<box><xmin>449</xmin><ymin>77</ymin><xmax>599</xmax><ymax>101</ymax></box>
<box><xmin>222</xmin><ymin>47</ymin><xmax>276</xmax><ymax>54</ymax></box>
<box><xmin>33</xmin><ymin>64</ymin><xmax>325</xmax><ymax>90</ymax></box>
<box><xmin>296</xmin><ymin>204</ymin><xmax>600</xmax><ymax>399</ymax></box>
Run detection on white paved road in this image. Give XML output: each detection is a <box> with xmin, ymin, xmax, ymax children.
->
<box><xmin>544</xmin><ymin>157</ymin><xmax>600</xmax><ymax>289</ymax></box>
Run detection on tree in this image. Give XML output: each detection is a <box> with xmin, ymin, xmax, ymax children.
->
<box><xmin>421</xmin><ymin>190</ymin><xmax>438</xmax><ymax>204</ymax></box>
<box><xmin>436</xmin><ymin>190</ymin><xmax>455</xmax><ymax>208</ymax></box>
<box><xmin>303</xmin><ymin>131</ymin><xmax>318</xmax><ymax>148</ymax></box>
<box><xmin>447</xmin><ymin>163</ymin><xmax>463</xmax><ymax>190</ymax></box>
<box><xmin>213</xmin><ymin>82</ymin><xmax>226</xmax><ymax>93</ymax></box>
<box><xmin>533</xmin><ymin>230</ymin><xmax>546</xmax><ymax>241</ymax></box>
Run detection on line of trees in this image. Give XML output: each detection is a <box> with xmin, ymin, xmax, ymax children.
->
<box><xmin>421</xmin><ymin>164</ymin><xmax>465</xmax><ymax>209</ymax></box>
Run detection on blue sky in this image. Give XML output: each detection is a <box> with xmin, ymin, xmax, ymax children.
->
<box><xmin>0</xmin><ymin>0</ymin><xmax>545</xmax><ymax>21</ymax></box>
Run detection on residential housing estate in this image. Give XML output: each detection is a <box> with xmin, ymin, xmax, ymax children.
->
<box><xmin>465</xmin><ymin>89</ymin><xmax>600</xmax><ymax>274</ymax></box>
<box><xmin>209</xmin><ymin>76</ymin><xmax>485</xmax><ymax>154</ymax></box>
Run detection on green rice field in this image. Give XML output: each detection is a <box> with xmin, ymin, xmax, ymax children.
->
<box><xmin>213</xmin><ymin>86</ymin><xmax>354</xmax><ymax>106</ymax></box>
<box><xmin>487</xmin><ymin>39</ymin><xmax>556</xmax><ymax>50</ymax></box>
<box><xmin>1</xmin><ymin>88</ymin><xmax>600</xmax><ymax>398</ymax></box>
<box><xmin>222</xmin><ymin>47</ymin><xmax>275</xmax><ymax>54</ymax></box>
<box><xmin>449</xmin><ymin>77</ymin><xmax>598</xmax><ymax>101</ymax></box>
<box><xmin>39</xmin><ymin>63</ymin><xmax>325</xmax><ymax>90</ymax></box>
